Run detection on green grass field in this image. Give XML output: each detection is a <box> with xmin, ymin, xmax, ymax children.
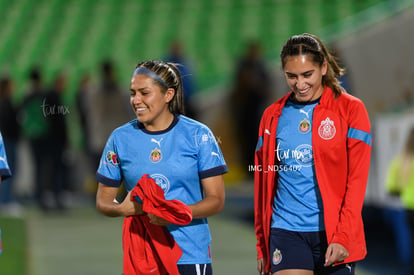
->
<box><xmin>0</xmin><ymin>216</ymin><xmax>26</xmax><ymax>275</ymax></box>
<box><xmin>1</xmin><ymin>207</ymin><xmax>375</xmax><ymax>275</ymax></box>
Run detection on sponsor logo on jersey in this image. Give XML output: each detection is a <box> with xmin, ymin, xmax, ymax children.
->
<box><xmin>199</xmin><ymin>132</ymin><xmax>216</xmax><ymax>145</ymax></box>
<box><xmin>105</xmin><ymin>151</ymin><xmax>119</xmax><ymax>165</ymax></box>
<box><xmin>294</xmin><ymin>144</ymin><xmax>313</xmax><ymax>167</ymax></box>
<box><xmin>211</xmin><ymin>151</ymin><xmax>220</xmax><ymax>159</ymax></box>
<box><xmin>150</xmin><ymin>173</ymin><xmax>170</xmax><ymax>194</ymax></box>
<box><xmin>272</xmin><ymin>248</ymin><xmax>282</xmax><ymax>265</ymax></box>
<box><xmin>202</xmin><ymin>134</ymin><xmax>209</xmax><ymax>143</ymax></box>
<box><xmin>300</xmin><ymin>109</ymin><xmax>312</xmax><ymax>118</ymax></box>
<box><xmin>318</xmin><ymin>117</ymin><xmax>336</xmax><ymax>140</ymax></box>
<box><xmin>151</xmin><ymin>138</ymin><xmax>163</xmax><ymax>147</ymax></box>
<box><xmin>150</xmin><ymin>148</ymin><xmax>162</xmax><ymax>163</ymax></box>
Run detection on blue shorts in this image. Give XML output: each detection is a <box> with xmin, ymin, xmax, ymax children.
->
<box><xmin>270</xmin><ymin>228</ymin><xmax>356</xmax><ymax>274</ymax></box>
<box><xmin>178</xmin><ymin>263</ymin><xmax>212</xmax><ymax>275</ymax></box>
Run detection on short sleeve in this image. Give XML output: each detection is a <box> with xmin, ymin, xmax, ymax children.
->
<box><xmin>196</xmin><ymin>127</ymin><xmax>228</xmax><ymax>179</ymax></box>
<box><xmin>96</xmin><ymin>133</ymin><xmax>122</xmax><ymax>187</ymax></box>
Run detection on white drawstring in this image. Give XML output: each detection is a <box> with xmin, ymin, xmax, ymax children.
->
<box><xmin>195</xmin><ymin>264</ymin><xmax>207</xmax><ymax>275</ymax></box>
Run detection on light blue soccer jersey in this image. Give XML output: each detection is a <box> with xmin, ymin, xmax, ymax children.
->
<box><xmin>97</xmin><ymin>115</ymin><xmax>227</xmax><ymax>264</ymax></box>
<box><xmin>0</xmin><ymin>132</ymin><xmax>11</xmax><ymax>180</ymax></box>
<box><xmin>271</xmin><ymin>97</ymin><xmax>325</xmax><ymax>232</ymax></box>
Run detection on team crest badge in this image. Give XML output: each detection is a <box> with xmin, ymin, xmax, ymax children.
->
<box><xmin>106</xmin><ymin>151</ymin><xmax>119</xmax><ymax>165</ymax></box>
<box><xmin>299</xmin><ymin>118</ymin><xmax>311</xmax><ymax>133</ymax></box>
<box><xmin>272</xmin><ymin>248</ymin><xmax>282</xmax><ymax>265</ymax></box>
<box><xmin>318</xmin><ymin>117</ymin><xmax>336</xmax><ymax>140</ymax></box>
<box><xmin>150</xmin><ymin>148</ymin><xmax>162</xmax><ymax>163</ymax></box>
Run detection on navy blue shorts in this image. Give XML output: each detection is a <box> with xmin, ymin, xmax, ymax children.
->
<box><xmin>270</xmin><ymin>228</ymin><xmax>356</xmax><ymax>274</ymax></box>
<box><xmin>177</xmin><ymin>263</ymin><xmax>212</xmax><ymax>275</ymax></box>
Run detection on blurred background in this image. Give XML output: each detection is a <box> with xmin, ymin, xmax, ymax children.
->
<box><xmin>1</xmin><ymin>0</ymin><xmax>414</xmax><ymax>274</ymax></box>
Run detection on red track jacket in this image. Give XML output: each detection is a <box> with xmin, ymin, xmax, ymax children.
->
<box><xmin>254</xmin><ymin>87</ymin><xmax>372</xmax><ymax>272</ymax></box>
<box><xmin>123</xmin><ymin>174</ymin><xmax>192</xmax><ymax>275</ymax></box>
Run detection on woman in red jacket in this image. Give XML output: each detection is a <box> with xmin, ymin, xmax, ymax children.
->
<box><xmin>254</xmin><ymin>34</ymin><xmax>372</xmax><ymax>275</ymax></box>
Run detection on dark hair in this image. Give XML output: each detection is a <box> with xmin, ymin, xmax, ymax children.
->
<box><xmin>135</xmin><ymin>60</ymin><xmax>185</xmax><ymax>115</ymax></box>
<box><xmin>280</xmin><ymin>33</ymin><xmax>344</xmax><ymax>97</ymax></box>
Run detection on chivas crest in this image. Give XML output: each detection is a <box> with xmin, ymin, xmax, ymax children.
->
<box><xmin>299</xmin><ymin>118</ymin><xmax>311</xmax><ymax>133</ymax></box>
<box><xmin>318</xmin><ymin>117</ymin><xmax>336</xmax><ymax>140</ymax></box>
<box><xmin>150</xmin><ymin>148</ymin><xmax>162</xmax><ymax>163</ymax></box>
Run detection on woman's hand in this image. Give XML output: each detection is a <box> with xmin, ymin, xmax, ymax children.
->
<box><xmin>257</xmin><ymin>258</ymin><xmax>270</xmax><ymax>275</ymax></box>
<box><xmin>147</xmin><ymin>213</ymin><xmax>171</xmax><ymax>226</ymax></box>
<box><xmin>324</xmin><ymin>243</ymin><xmax>349</xmax><ymax>266</ymax></box>
<box><xmin>119</xmin><ymin>190</ymin><xmax>145</xmax><ymax>216</ymax></box>
<box><xmin>96</xmin><ymin>183</ymin><xmax>144</xmax><ymax>217</ymax></box>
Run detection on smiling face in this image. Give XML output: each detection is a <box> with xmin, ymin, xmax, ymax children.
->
<box><xmin>130</xmin><ymin>74</ymin><xmax>175</xmax><ymax>131</ymax></box>
<box><xmin>283</xmin><ymin>54</ymin><xmax>327</xmax><ymax>102</ymax></box>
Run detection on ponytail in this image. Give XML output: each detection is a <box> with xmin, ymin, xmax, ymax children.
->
<box><xmin>134</xmin><ymin>60</ymin><xmax>185</xmax><ymax>115</ymax></box>
<box><xmin>281</xmin><ymin>33</ymin><xmax>344</xmax><ymax>97</ymax></box>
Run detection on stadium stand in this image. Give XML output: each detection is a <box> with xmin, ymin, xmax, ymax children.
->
<box><xmin>1</xmin><ymin>0</ymin><xmax>412</xmax><ymax>102</ymax></box>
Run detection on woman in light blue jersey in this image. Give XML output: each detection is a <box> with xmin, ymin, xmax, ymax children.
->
<box><xmin>255</xmin><ymin>34</ymin><xmax>371</xmax><ymax>275</ymax></box>
<box><xmin>96</xmin><ymin>60</ymin><xmax>227</xmax><ymax>275</ymax></box>
<box><xmin>0</xmin><ymin>131</ymin><xmax>11</xmax><ymax>183</ymax></box>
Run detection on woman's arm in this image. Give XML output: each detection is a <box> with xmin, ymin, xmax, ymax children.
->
<box><xmin>96</xmin><ymin>182</ymin><xmax>144</xmax><ymax>217</ymax></box>
<box><xmin>189</xmin><ymin>174</ymin><xmax>225</xmax><ymax>219</ymax></box>
<box><xmin>148</xmin><ymin>174</ymin><xmax>225</xmax><ymax>226</ymax></box>
<box><xmin>329</xmin><ymin>99</ymin><xmax>371</xmax><ymax>263</ymax></box>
